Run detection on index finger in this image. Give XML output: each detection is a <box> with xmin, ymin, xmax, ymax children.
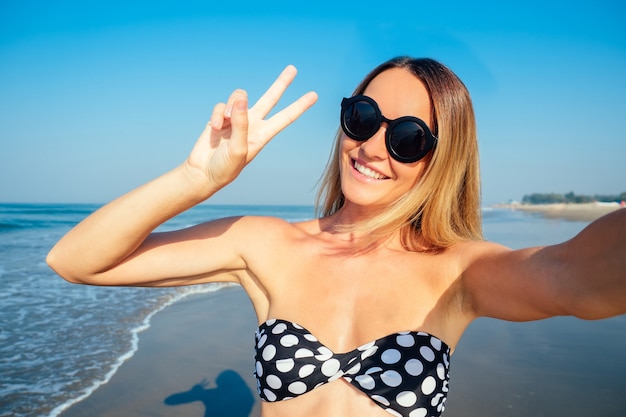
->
<box><xmin>251</xmin><ymin>65</ymin><xmax>298</xmax><ymax>117</ymax></box>
<box><xmin>263</xmin><ymin>91</ymin><xmax>318</xmax><ymax>136</ymax></box>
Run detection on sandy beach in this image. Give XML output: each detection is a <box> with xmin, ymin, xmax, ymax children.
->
<box><xmin>56</xmin><ymin>283</ymin><xmax>626</xmax><ymax>417</ymax></box>
<box><xmin>59</xmin><ymin>286</ymin><xmax>262</xmax><ymax>417</ymax></box>
<box><xmin>498</xmin><ymin>202</ymin><xmax>622</xmax><ymax>222</ymax></box>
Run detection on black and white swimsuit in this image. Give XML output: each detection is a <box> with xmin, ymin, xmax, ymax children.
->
<box><xmin>253</xmin><ymin>319</ymin><xmax>451</xmax><ymax>417</ymax></box>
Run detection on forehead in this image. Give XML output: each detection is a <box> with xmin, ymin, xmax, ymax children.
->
<box><xmin>362</xmin><ymin>68</ymin><xmax>432</xmax><ymax>122</ymax></box>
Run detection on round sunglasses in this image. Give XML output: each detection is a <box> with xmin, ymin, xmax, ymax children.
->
<box><xmin>340</xmin><ymin>95</ymin><xmax>438</xmax><ymax>163</ymax></box>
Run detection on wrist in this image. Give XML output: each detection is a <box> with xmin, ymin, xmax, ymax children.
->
<box><xmin>176</xmin><ymin>162</ymin><xmax>225</xmax><ymax>203</ymax></box>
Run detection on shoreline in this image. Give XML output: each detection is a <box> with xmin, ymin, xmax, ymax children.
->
<box><xmin>59</xmin><ymin>286</ymin><xmax>261</xmax><ymax>417</ymax></box>
<box><xmin>48</xmin><ymin>284</ymin><xmax>233</xmax><ymax>417</ymax></box>
<box><xmin>492</xmin><ymin>202</ymin><xmax>623</xmax><ymax>222</ymax></box>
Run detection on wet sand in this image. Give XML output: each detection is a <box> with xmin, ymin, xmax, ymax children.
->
<box><xmin>60</xmin><ymin>286</ymin><xmax>262</xmax><ymax>417</ymax></box>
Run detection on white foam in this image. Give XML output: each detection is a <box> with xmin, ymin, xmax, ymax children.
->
<box><xmin>46</xmin><ymin>282</ymin><xmax>232</xmax><ymax>417</ymax></box>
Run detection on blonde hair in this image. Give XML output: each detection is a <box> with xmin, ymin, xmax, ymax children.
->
<box><xmin>316</xmin><ymin>57</ymin><xmax>482</xmax><ymax>252</ymax></box>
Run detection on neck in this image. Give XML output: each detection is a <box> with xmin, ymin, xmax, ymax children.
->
<box><xmin>331</xmin><ymin>202</ymin><xmax>386</xmax><ymax>226</ymax></box>
<box><xmin>317</xmin><ymin>203</ymin><xmax>399</xmax><ymax>250</ymax></box>
<box><xmin>318</xmin><ymin>202</ymin><xmax>433</xmax><ymax>253</ymax></box>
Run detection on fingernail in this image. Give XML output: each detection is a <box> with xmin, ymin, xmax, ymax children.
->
<box><xmin>235</xmin><ymin>97</ymin><xmax>248</xmax><ymax>111</ymax></box>
<box><xmin>224</xmin><ymin>106</ymin><xmax>233</xmax><ymax>118</ymax></box>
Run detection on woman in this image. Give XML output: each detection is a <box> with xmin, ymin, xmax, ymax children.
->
<box><xmin>47</xmin><ymin>57</ymin><xmax>626</xmax><ymax>417</ymax></box>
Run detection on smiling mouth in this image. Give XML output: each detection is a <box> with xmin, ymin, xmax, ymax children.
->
<box><xmin>352</xmin><ymin>159</ymin><xmax>389</xmax><ymax>180</ymax></box>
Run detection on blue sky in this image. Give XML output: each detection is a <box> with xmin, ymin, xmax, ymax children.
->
<box><xmin>1</xmin><ymin>0</ymin><xmax>625</xmax><ymax>205</ymax></box>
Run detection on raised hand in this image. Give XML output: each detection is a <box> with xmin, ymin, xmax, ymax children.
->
<box><xmin>186</xmin><ymin>65</ymin><xmax>318</xmax><ymax>190</ymax></box>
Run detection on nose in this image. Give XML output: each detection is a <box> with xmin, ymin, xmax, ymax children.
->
<box><xmin>359</xmin><ymin>124</ymin><xmax>388</xmax><ymax>161</ymax></box>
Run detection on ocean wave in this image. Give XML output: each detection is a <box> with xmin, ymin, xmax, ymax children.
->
<box><xmin>0</xmin><ymin>222</ymin><xmax>22</xmax><ymax>231</ymax></box>
<box><xmin>0</xmin><ymin>220</ymin><xmax>79</xmax><ymax>232</ymax></box>
<box><xmin>46</xmin><ymin>283</ymin><xmax>233</xmax><ymax>417</ymax></box>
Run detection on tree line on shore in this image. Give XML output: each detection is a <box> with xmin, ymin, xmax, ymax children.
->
<box><xmin>521</xmin><ymin>192</ymin><xmax>626</xmax><ymax>205</ymax></box>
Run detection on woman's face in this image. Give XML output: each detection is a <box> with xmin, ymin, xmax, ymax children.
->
<box><xmin>340</xmin><ymin>68</ymin><xmax>434</xmax><ymax>209</ymax></box>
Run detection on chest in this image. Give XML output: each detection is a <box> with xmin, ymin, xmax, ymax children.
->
<box><xmin>254</xmin><ymin>243</ymin><xmax>463</xmax><ymax>350</ymax></box>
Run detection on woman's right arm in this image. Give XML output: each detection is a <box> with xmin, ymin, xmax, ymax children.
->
<box><xmin>46</xmin><ymin>66</ymin><xmax>317</xmax><ymax>286</ymax></box>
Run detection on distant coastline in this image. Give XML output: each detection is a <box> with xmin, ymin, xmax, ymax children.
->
<box><xmin>492</xmin><ymin>201</ymin><xmax>623</xmax><ymax>222</ymax></box>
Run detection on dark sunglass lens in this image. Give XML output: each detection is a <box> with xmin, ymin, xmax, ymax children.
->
<box><xmin>389</xmin><ymin>122</ymin><xmax>426</xmax><ymax>161</ymax></box>
<box><xmin>344</xmin><ymin>101</ymin><xmax>379</xmax><ymax>139</ymax></box>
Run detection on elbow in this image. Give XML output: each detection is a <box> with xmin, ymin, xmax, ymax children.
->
<box><xmin>558</xmin><ymin>273</ymin><xmax>626</xmax><ymax>320</ymax></box>
<box><xmin>46</xmin><ymin>247</ymin><xmax>90</xmax><ymax>285</ymax></box>
<box><xmin>567</xmin><ymin>295</ymin><xmax>626</xmax><ymax>321</ymax></box>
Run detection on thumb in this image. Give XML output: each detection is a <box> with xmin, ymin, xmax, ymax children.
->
<box><xmin>229</xmin><ymin>96</ymin><xmax>249</xmax><ymax>155</ymax></box>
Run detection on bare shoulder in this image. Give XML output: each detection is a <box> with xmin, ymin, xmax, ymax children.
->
<box><xmin>233</xmin><ymin>215</ymin><xmax>316</xmax><ymax>241</ymax></box>
<box><xmin>228</xmin><ymin>215</ymin><xmax>319</xmax><ymax>260</ymax></box>
<box><xmin>447</xmin><ymin>239</ymin><xmax>512</xmax><ymax>272</ymax></box>
<box><xmin>225</xmin><ymin>215</ymin><xmax>320</xmax><ymax>313</ymax></box>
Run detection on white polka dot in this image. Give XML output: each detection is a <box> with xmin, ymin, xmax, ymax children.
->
<box><xmin>431</xmin><ymin>393</ymin><xmax>444</xmax><ymax>407</ymax></box>
<box><xmin>396</xmin><ymin>391</ymin><xmax>418</xmax><ymax>407</ymax></box>
<box><xmin>272</xmin><ymin>322</ymin><xmax>287</xmax><ymax>334</ymax></box>
<box><xmin>357</xmin><ymin>341</ymin><xmax>375</xmax><ymax>351</ymax></box>
<box><xmin>437</xmin><ymin>363</ymin><xmax>446</xmax><ymax>380</ymax></box>
<box><xmin>288</xmin><ymin>381</ymin><xmax>307</xmax><ymax>395</ymax></box>
<box><xmin>345</xmin><ymin>362</ymin><xmax>361</xmax><ymax>375</ymax></box>
<box><xmin>421</xmin><ymin>376</ymin><xmax>436</xmax><ymax>395</ymax></box>
<box><xmin>361</xmin><ymin>345</ymin><xmax>378</xmax><ymax>360</ymax></box>
<box><xmin>397</xmin><ymin>333</ymin><xmax>415</xmax><ymax>347</ymax></box>
<box><xmin>280</xmin><ymin>334</ymin><xmax>299</xmax><ymax>347</ymax></box>
<box><xmin>371</xmin><ymin>394</ymin><xmax>390</xmax><ymax>406</ymax></box>
<box><xmin>266</xmin><ymin>319</ymin><xmax>276</xmax><ymax>326</ymax></box>
<box><xmin>263</xmin><ymin>388</ymin><xmax>277</xmax><ymax>401</ymax></box>
<box><xmin>328</xmin><ymin>371</ymin><xmax>344</xmax><ymax>382</ymax></box>
<box><xmin>295</xmin><ymin>348</ymin><xmax>314</xmax><ymax>358</ymax></box>
<box><xmin>304</xmin><ymin>333</ymin><xmax>318</xmax><ymax>342</ymax></box>
<box><xmin>365</xmin><ymin>366</ymin><xmax>382</xmax><ymax>375</ymax></box>
<box><xmin>315</xmin><ymin>346</ymin><xmax>333</xmax><ymax>361</ymax></box>
<box><xmin>420</xmin><ymin>346</ymin><xmax>435</xmax><ymax>362</ymax></box>
<box><xmin>262</xmin><ymin>344</ymin><xmax>276</xmax><ymax>361</ymax></box>
<box><xmin>381</xmin><ymin>370</ymin><xmax>402</xmax><ymax>387</ymax></box>
<box><xmin>430</xmin><ymin>336</ymin><xmax>442</xmax><ymax>351</ymax></box>
<box><xmin>381</xmin><ymin>348</ymin><xmax>401</xmax><ymax>364</ymax></box>
<box><xmin>404</xmin><ymin>358</ymin><xmax>424</xmax><ymax>376</ymax></box>
<box><xmin>355</xmin><ymin>374</ymin><xmax>375</xmax><ymax>390</ymax></box>
<box><xmin>255</xmin><ymin>361</ymin><xmax>263</xmax><ymax>377</ymax></box>
<box><xmin>257</xmin><ymin>333</ymin><xmax>268</xmax><ymax>348</ymax></box>
<box><xmin>276</xmin><ymin>358</ymin><xmax>295</xmax><ymax>373</ymax></box>
<box><xmin>299</xmin><ymin>364</ymin><xmax>316</xmax><ymax>378</ymax></box>
<box><xmin>292</xmin><ymin>322</ymin><xmax>303</xmax><ymax>329</ymax></box>
<box><xmin>321</xmin><ymin>358</ymin><xmax>341</xmax><ymax>377</ymax></box>
<box><xmin>384</xmin><ymin>408</ymin><xmax>402</xmax><ymax>417</ymax></box>
<box><xmin>442</xmin><ymin>380</ymin><xmax>449</xmax><ymax>393</ymax></box>
<box><xmin>266</xmin><ymin>374</ymin><xmax>282</xmax><ymax>389</ymax></box>
<box><xmin>409</xmin><ymin>408</ymin><xmax>428</xmax><ymax>417</ymax></box>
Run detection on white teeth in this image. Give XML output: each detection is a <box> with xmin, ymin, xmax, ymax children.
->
<box><xmin>353</xmin><ymin>160</ymin><xmax>387</xmax><ymax>180</ymax></box>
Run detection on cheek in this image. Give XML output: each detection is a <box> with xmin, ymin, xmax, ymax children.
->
<box><xmin>341</xmin><ymin>135</ymin><xmax>357</xmax><ymax>153</ymax></box>
<box><xmin>394</xmin><ymin>161</ymin><xmax>428</xmax><ymax>187</ymax></box>
<box><xmin>339</xmin><ymin>137</ymin><xmax>352</xmax><ymax>174</ymax></box>
<box><xmin>340</xmin><ymin>137</ymin><xmax>359</xmax><ymax>165</ymax></box>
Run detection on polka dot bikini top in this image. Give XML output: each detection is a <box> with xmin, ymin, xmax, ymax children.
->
<box><xmin>254</xmin><ymin>319</ymin><xmax>451</xmax><ymax>417</ymax></box>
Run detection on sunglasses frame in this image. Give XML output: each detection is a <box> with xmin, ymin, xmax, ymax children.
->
<box><xmin>340</xmin><ymin>95</ymin><xmax>438</xmax><ymax>163</ymax></box>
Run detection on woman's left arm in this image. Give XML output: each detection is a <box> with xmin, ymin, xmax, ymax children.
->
<box><xmin>462</xmin><ymin>208</ymin><xmax>626</xmax><ymax>321</ymax></box>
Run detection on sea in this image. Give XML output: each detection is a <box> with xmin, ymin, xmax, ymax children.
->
<box><xmin>0</xmin><ymin>203</ymin><xmax>624</xmax><ymax>417</ymax></box>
